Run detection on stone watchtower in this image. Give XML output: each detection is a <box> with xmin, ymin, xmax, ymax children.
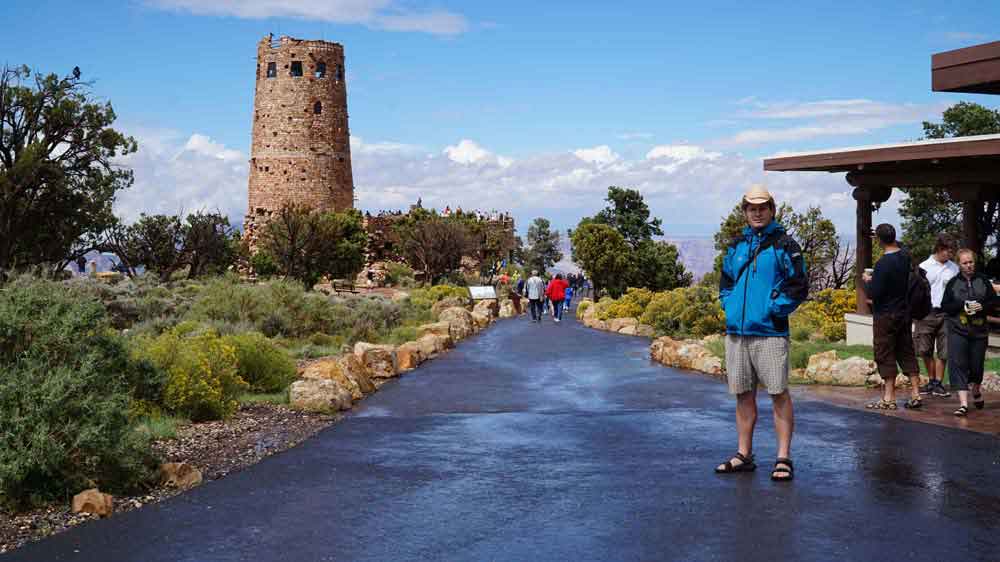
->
<box><xmin>245</xmin><ymin>34</ymin><xmax>354</xmax><ymax>241</ymax></box>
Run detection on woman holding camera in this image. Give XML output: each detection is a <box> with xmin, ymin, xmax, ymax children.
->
<box><xmin>941</xmin><ymin>249</ymin><xmax>997</xmax><ymax>416</ymax></box>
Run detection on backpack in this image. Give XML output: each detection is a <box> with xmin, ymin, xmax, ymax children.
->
<box><xmin>907</xmin><ymin>261</ymin><xmax>932</xmax><ymax>321</ymax></box>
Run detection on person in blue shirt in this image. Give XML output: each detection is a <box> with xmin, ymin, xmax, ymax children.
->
<box><xmin>563</xmin><ymin>285</ymin><xmax>574</xmax><ymax>314</ymax></box>
<box><xmin>715</xmin><ymin>186</ymin><xmax>808</xmax><ymax>482</ymax></box>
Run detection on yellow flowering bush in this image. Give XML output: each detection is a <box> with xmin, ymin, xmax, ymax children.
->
<box><xmin>640</xmin><ymin>286</ymin><xmax>725</xmax><ymax>337</ymax></box>
<box><xmin>792</xmin><ymin>288</ymin><xmax>855</xmax><ymax>342</ymax></box>
<box><xmin>598</xmin><ymin>287</ymin><xmax>653</xmax><ymax>320</ymax></box>
<box><xmin>133</xmin><ymin>325</ymin><xmax>248</xmax><ymax>421</ymax></box>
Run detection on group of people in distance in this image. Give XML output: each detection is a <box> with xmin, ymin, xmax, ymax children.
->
<box><xmin>863</xmin><ymin>227</ymin><xmax>995</xmax><ymax>417</ymax></box>
<box><xmin>498</xmin><ymin>270</ymin><xmax>588</xmax><ymax>323</ymax></box>
<box><xmin>714</xmin><ymin>184</ymin><xmax>996</xmax><ymax>484</ymax></box>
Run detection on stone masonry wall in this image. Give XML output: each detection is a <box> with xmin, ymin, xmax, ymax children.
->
<box><xmin>246</xmin><ymin>34</ymin><xmax>353</xmax><ymax>223</ymax></box>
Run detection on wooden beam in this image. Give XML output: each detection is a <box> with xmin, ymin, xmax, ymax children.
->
<box><xmin>763</xmin><ymin>137</ymin><xmax>1000</xmax><ymax>172</ymax></box>
<box><xmin>847</xmin><ymin>168</ymin><xmax>1000</xmax><ymax>189</ymax></box>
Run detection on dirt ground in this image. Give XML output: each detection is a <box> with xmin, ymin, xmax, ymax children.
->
<box><xmin>0</xmin><ymin>403</ymin><xmax>339</xmax><ymax>554</ymax></box>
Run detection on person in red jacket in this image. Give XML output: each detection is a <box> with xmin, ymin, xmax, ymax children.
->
<box><xmin>546</xmin><ymin>273</ymin><xmax>569</xmax><ymax>323</ymax></box>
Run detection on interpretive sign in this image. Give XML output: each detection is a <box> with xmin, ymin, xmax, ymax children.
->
<box><xmin>468</xmin><ymin>286</ymin><xmax>497</xmax><ymax>300</ymax></box>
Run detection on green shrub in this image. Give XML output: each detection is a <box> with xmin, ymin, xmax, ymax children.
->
<box><xmin>795</xmin><ymin>289</ymin><xmax>855</xmax><ymax>342</ymax></box>
<box><xmin>639</xmin><ymin>286</ymin><xmax>725</xmax><ymax>338</ymax></box>
<box><xmin>222</xmin><ymin>332</ymin><xmax>297</xmax><ymax>393</ymax></box>
<box><xmin>577</xmin><ymin>300</ymin><xmax>592</xmax><ymax>315</ymax></box>
<box><xmin>132</xmin><ymin>326</ymin><xmax>248</xmax><ymax>421</ymax></box>
<box><xmin>384</xmin><ymin>262</ymin><xmax>416</xmax><ymax>287</ymax></box>
<box><xmin>251</xmin><ymin>250</ymin><xmax>280</xmax><ymax>277</ymax></box>
<box><xmin>0</xmin><ymin>277</ymin><xmax>154</xmax><ymax>508</ymax></box>
<box><xmin>600</xmin><ymin>287</ymin><xmax>653</xmax><ymax>319</ymax></box>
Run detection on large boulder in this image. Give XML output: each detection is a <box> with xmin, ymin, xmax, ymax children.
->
<box><xmin>396</xmin><ymin>341</ymin><xmax>425</xmax><ymax>372</ymax></box>
<box><xmin>299</xmin><ymin>356</ymin><xmax>373</xmax><ymax>401</ymax></box>
<box><xmin>473</xmin><ymin>299</ymin><xmax>499</xmax><ymax>319</ymax></box>
<box><xmin>499</xmin><ymin>300</ymin><xmax>515</xmax><ymax>318</ymax></box>
<box><xmin>432</xmin><ymin>296</ymin><xmax>468</xmax><ymax>317</ymax></box>
<box><xmin>439</xmin><ymin>307</ymin><xmax>475</xmax><ymax>341</ymax></box>
<box><xmin>470</xmin><ymin>311</ymin><xmax>491</xmax><ymax>331</ymax></box>
<box><xmin>608</xmin><ymin>317</ymin><xmax>639</xmax><ymax>333</ymax></box>
<box><xmin>418</xmin><ymin>333</ymin><xmax>451</xmax><ymax>356</ymax></box>
<box><xmin>636</xmin><ymin>324</ymin><xmax>656</xmax><ymax>338</ymax></box>
<box><xmin>417</xmin><ymin>321</ymin><xmax>452</xmax><ymax>340</ymax></box>
<box><xmin>72</xmin><ymin>488</ymin><xmax>113</xmax><ymax>517</ymax></box>
<box><xmin>804</xmin><ymin>351</ymin><xmax>875</xmax><ymax>386</ymax></box>
<box><xmin>650</xmin><ymin>336</ymin><xmax>723</xmax><ymax>376</ymax></box>
<box><xmin>160</xmin><ymin>462</ymin><xmax>203</xmax><ymax>489</ymax></box>
<box><xmin>354</xmin><ymin>342</ymin><xmax>398</xmax><ymax>380</ymax></box>
<box><xmin>290</xmin><ymin>379</ymin><xmax>352</xmax><ymax>413</ymax></box>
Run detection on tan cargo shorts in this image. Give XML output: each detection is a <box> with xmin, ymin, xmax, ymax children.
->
<box><xmin>725</xmin><ymin>335</ymin><xmax>790</xmax><ymax>395</ymax></box>
<box><xmin>913</xmin><ymin>311</ymin><xmax>947</xmax><ymax>360</ymax></box>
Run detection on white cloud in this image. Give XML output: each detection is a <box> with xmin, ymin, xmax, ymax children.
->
<box><xmin>573</xmin><ymin>145</ymin><xmax>620</xmax><ymax>165</ymax></box>
<box><xmin>719</xmin><ymin>98</ymin><xmax>946</xmax><ymax>146</ymax></box>
<box><xmin>442</xmin><ymin>139</ymin><xmax>512</xmax><ymax>167</ymax></box>
<box><xmin>114</xmin><ymin>129</ymin><xmax>248</xmax><ymax>224</ymax></box>
<box><xmin>115</xmin><ymin>130</ymin><xmax>886</xmax><ymax>240</ymax></box>
<box><xmin>148</xmin><ymin>0</ymin><xmax>468</xmax><ymax>35</ymax></box>
<box><xmin>938</xmin><ymin>31</ymin><xmax>988</xmax><ymax>42</ymax></box>
<box><xmin>617</xmin><ymin>132</ymin><xmax>654</xmax><ymax>140</ymax></box>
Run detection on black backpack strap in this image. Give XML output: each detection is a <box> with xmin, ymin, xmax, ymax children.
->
<box><xmin>733</xmin><ymin>233</ymin><xmax>785</xmax><ymax>283</ymax></box>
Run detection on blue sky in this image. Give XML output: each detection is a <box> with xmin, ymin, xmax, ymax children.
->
<box><xmin>6</xmin><ymin>1</ymin><xmax>999</xmax><ymax>237</ymax></box>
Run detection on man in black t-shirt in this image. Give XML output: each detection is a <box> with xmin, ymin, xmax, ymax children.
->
<box><xmin>862</xmin><ymin>224</ymin><xmax>923</xmax><ymax>410</ymax></box>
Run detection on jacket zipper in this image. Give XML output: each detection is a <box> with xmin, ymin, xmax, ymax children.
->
<box><xmin>740</xmin><ymin>233</ymin><xmax>758</xmax><ymax>333</ymax></box>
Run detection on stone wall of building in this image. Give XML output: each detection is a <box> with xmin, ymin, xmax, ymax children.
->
<box><xmin>246</xmin><ymin>34</ymin><xmax>353</xmax><ymax>234</ymax></box>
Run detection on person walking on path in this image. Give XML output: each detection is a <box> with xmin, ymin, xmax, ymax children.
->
<box><xmin>862</xmin><ymin>224</ymin><xmax>924</xmax><ymax>411</ymax></box>
<box><xmin>941</xmin><ymin>249</ymin><xmax>996</xmax><ymax>417</ymax></box>
<box><xmin>564</xmin><ymin>284</ymin><xmax>574</xmax><ymax>314</ymax></box>
<box><xmin>511</xmin><ymin>275</ymin><xmax>524</xmax><ymax>316</ymax></box>
<box><xmin>716</xmin><ymin>186</ymin><xmax>808</xmax><ymax>482</ymax></box>
<box><xmin>526</xmin><ymin>270</ymin><xmax>546</xmax><ymax>323</ymax></box>
<box><xmin>546</xmin><ymin>273</ymin><xmax>569</xmax><ymax>323</ymax></box>
<box><xmin>916</xmin><ymin>234</ymin><xmax>958</xmax><ymax>398</ymax></box>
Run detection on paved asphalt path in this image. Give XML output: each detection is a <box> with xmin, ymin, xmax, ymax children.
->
<box><xmin>8</xmin><ymin>311</ymin><xmax>1000</xmax><ymax>561</ymax></box>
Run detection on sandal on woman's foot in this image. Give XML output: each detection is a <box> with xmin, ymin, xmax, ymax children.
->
<box><xmin>715</xmin><ymin>452</ymin><xmax>756</xmax><ymax>474</ymax></box>
<box><xmin>954</xmin><ymin>405</ymin><xmax>969</xmax><ymax>417</ymax></box>
<box><xmin>866</xmin><ymin>399</ymin><xmax>897</xmax><ymax>410</ymax></box>
<box><xmin>973</xmin><ymin>393</ymin><xmax>985</xmax><ymax>410</ymax></box>
<box><xmin>771</xmin><ymin>458</ymin><xmax>794</xmax><ymax>481</ymax></box>
<box><xmin>903</xmin><ymin>397</ymin><xmax>923</xmax><ymax>410</ymax></box>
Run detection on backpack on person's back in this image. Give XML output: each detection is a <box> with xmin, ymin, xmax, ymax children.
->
<box><xmin>907</xmin><ymin>259</ymin><xmax>933</xmax><ymax>320</ymax></box>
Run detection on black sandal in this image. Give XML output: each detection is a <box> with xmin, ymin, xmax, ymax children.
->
<box><xmin>954</xmin><ymin>405</ymin><xmax>969</xmax><ymax>417</ymax></box>
<box><xmin>974</xmin><ymin>393</ymin><xmax>985</xmax><ymax>410</ymax></box>
<box><xmin>715</xmin><ymin>452</ymin><xmax>756</xmax><ymax>473</ymax></box>
<box><xmin>903</xmin><ymin>397</ymin><xmax>923</xmax><ymax>410</ymax></box>
<box><xmin>771</xmin><ymin>458</ymin><xmax>794</xmax><ymax>481</ymax></box>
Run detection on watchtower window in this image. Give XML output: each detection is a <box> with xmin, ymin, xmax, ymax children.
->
<box><xmin>313</xmin><ymin>101</ymin><xmax>322</xmax><ymax>114</ymax></box>
<box><xmin>335</xmin><ymin>65</ymin><xmax>343</xmax><ymax>81</ymax></box>
<box><xmin>315</xmin><ymin>62</ymin><xmax>326</xmax><ymax>78</ymax></box>
<box><xmin>266</xmin><ymin>62</ymin><xmax>276</xmax><ymax>78</ymax></box>
<box><xmin>290</xmin><ymin>61</ymin><xmax>303</xmax><ymax>77</ymax></box>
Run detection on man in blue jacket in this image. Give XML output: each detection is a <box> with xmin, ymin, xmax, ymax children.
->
<box><xmin>716</xmin><ymin>186</ymin><xmax>808</xmax><ymax>482</ymax></box>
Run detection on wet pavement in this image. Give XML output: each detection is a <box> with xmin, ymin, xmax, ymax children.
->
<box><xmin>7</xmin><ymin>312</ymin><xmax>1000</xmax><ymax>561</ymax></box>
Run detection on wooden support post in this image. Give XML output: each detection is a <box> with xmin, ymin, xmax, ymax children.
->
<box><xmin>949</xmin><ymin>185</ymin><xmax>984</xmax><ymax>257</ymax></box>
<box><xmin>855</xmin><ymin>197</ymin><xmax>873</xmax><ymax>315</ymax></box>
<box><xmin>852</xmin><ymin>186</ymin><xmax>890</xmax><ymax>315</ymax></box>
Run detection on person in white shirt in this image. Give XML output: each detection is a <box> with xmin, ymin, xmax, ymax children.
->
<box><xmin>915</xmin><ymin>234</ymin><xmax>959</xmax><ymax>398</ymax></box>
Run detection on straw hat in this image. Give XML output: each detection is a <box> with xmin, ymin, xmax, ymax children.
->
<box><xmin>743</xmin><ymin>184</ymin><xmax>774</xmax><ymax>205</ymax></box>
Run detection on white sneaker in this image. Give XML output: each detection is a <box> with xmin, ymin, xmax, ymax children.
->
<box><xmin>555</xmin><ymin>318</ymin><xmax>560</xmax><ymax>323</ymax></box>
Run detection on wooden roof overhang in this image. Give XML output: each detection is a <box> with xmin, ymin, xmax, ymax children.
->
<box><xmin>763</xmin><ymin>133</ymin><xmax>1000</xmax><ymax>191</ymax></box>
<box><xmin>932</xmin><ymin>41</ymin><xmax>1000</xmax><ymax>94</ymax></box>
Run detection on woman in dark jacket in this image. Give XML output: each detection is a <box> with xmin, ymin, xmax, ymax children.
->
<box><xmin>941</xmin><ymin>249</ymin><xmax>997</xmax><ymax>416</ymax></box>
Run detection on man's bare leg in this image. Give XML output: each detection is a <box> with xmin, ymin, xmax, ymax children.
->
<box><xmin>771</xmin><ymin>390</ymin><xmax>794</xmax><ymax>478</ymax></box>
<box><xmin>718</xmin><ymin>389</ymin><xmax>758</xmax><ymax>471</ymax></box>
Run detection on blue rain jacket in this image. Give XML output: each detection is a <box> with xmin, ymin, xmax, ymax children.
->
<box><xmin>719</xmin><ymin>221</ymin><xmax>808</xmax><ymax>337</ymax></box>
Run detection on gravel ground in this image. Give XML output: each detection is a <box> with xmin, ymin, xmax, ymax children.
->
<box><xmin>0</xmin><ymin>403</ymin><xmax>338</xmax><ymax>554</ymax></box>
